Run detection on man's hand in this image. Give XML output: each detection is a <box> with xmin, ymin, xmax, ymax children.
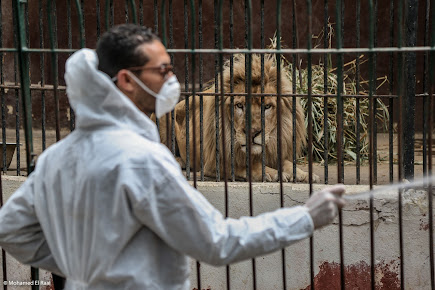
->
<box><xmin>304</xmin><ymin>184</ymin><xmax>346</xmax><ymax>229</ymax></box>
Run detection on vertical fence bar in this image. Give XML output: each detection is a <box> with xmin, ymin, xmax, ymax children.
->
<box><xmin>189</xmin><ymin>1</ymin><xmax>196</xmax><ymax>182</ymax></box>
<box><xmin>1</xmin><ymin>173</ymin><xmax>6</xmax><ymax>289</ymax></box>
<box><xmin>14</xmin><ymin>0</ymin><xmax>37</xmax><ymax>288</ymax></box>
<box><xmin>336</xmin><ymin>0</ymin><xmax>344</xmax><ymax>185</ymax></box>
<box><xmin>335</xmin><ymin>0</ymin><xmax>345</xmax><ymax>288</ymax></box>
<box><xmin>12</xmin><ymin>1</ymin><xmax>21</xmax><ymax>176</ymax></box>
<box><xmin>368</xmin><ymin>1</ymin><xmax>376</xmax><ymax>289</ymax></box>
<box><xmin>47</xmin><ymin>0</ymin><xmax>61</xmax><ymax>142</ymax></box>
<box><xmin>306</xmin><ymin>0</ymin><xmax>315</xmax><ymax>287</ymax></box>
<box><xmin>40</xmin><ymin>0</ymin><xmax>46</xmax><ymax>150</ymax></box>
<box><xmin>389</xmin><ymin>0</ymin><xmax>395</xmax><ymax>183</ymax></box>
<box><xmin>214</xmin><ymin>0</ymin><xmax>220</xmax><ymax>182</ymax></box>
<box><xmin>68</xmin><ymin>0</ymin><xmax>75</xmax><ymax>132</ymax></box>
<box><xmin>428</xmin><ymin>0</ymin><xmax>435</xmax><ymax>285</ymax></box>
<box><xmin>169</xmin><ymin>0</ymin><xmax>176</xmax><ymax>156</ymax></box>
<box><xmin>153</xmin><ymin>0</ymin><xmax>160</xmax><ymax>141</ymax></box>
<box><xmin>229</xmin><ymin>0</ymin><xmax>235</xmax><ymax>182</ymax></box>
<box><xmin>125</xmin><ymin>0</ymin><xmax>129</xmax><ymax>23</ymax></box>
<box><xmin>80</xmin><ymin>0</ymin><xmax>86</xmax><ymax>46</ymax></box>
<box><xmin>139</xmin><ymin>0</ymin><xmax>143</xmax><ymax>25</ymax></box>
<box><xmin>105</xmin><ymin>0</ymin><xmax>110</xmax><ymax>31</ymax></box>
<box><xmin>244</xmin><ymin>1</ymin><xmax>255</xmax><ymax>288</ymax></box>
<box><xmin>397</xmin><ymin>0</ymin><xmax>405</xmax><ymax>288</ymax></box>
<box><xmin>260</xmin><ymin>0</ymin><xmax>265</xmax><ymax>182</ymax></box>
<box><xmin>184</xmin><ymin>0</ymin><xmax>190</xmax><ymax>180</ymax></box>
<box><xmin>198</xmin><ymin>0</ymin><xmax>204</xmax><ymax>181</ymax></box>
<box><xmin>217</xmin><ymin>2</ymin><xmax>231</xmax><ymax>289</ymax></box>
<box><xmin>276</xmin><ymin>1</ymin><xmax>287</xmax><ymax>286</ymax></box>
<box><xmin>1</xmin><ymin>0</ymin><xmax>6</xmax><ymax>173</ymax></box>
<box><xmin>373</xmin><ymin>0</ymin><xmax>378</xmax><ymax>184</ymax></box>
<box><xmin>153</xmin><ymin>0</ymin><xmax>158</xmax><ymax>33</ymax></box>
<box><xmin>190</xmin><ymin>0</ymin><xmax>197</xmax><ymax>199</ymax></box>
<box><xmin>225</xmin><ymin>0</ymin><xmax>232</xmax><ymax>275</ymax></box>
<box><xmin>0</xmin><ymin>0</ymin><xmax>6</xmax><ymax>272</ymax></box>
<box><xmin>404</xmin><ymin>0</ymin><xmax>418</xmax><ymax>179</ymax></box>
<box><xmin>291</xmin><ymin>0</ymin><xmax>298</xmax><ymax>182</ymax></box>
<box><xmin>323</xmin><ymin>0</ymin><xmax>329</xmax><ymax>184</ymax></box>
<box><xmin>422</xmin><ymin>0</ymin><xmax>430</xmax><ymax>176</ymax></box>
<box><xmin>356</xmin><ymin>0</ymin><xmax>361</xmax><ymax>184</ymax></box>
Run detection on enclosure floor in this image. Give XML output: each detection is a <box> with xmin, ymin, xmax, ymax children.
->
<box><xmin>1</xmin><ymin>129</ymin><xmax>433</xmax><ymax>185</ymax></box>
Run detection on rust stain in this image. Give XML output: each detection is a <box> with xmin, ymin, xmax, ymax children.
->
<box><xmin>304</xmin><ymin>260</ymin><xmax>400</xmax><ymax>290</ymax></box>
<box><xmin>420</xmin><ymin>218</ymin><xmax>430</xmax><ymax>231</ymax></box>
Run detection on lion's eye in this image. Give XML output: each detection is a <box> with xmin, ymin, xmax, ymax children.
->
<box><xmin>236</xmin><ymin>103</ymin><xmax>244</xmax><ymax>109</ymax></box>
<box><xmin>265</xmin><ymin>104</ymin><xmax>273</xmax><ymax>110</ymax></box>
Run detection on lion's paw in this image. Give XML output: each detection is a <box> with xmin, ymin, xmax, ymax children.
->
<box><xmin>295</xmin><ymin>170</ymin><xmax>320</xmax><ymax>183</ymax></box>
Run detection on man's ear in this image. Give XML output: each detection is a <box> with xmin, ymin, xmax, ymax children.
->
<box><xmin>116</xmin><ymin>69</ymin><xmax>136</xmax><ymax>93</ymax></box>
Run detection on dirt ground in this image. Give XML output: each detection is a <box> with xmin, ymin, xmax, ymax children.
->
<box><xmin>1</xmin><ymin>129</ymin><xmax>433</xmax><ymax>185</ymax></box>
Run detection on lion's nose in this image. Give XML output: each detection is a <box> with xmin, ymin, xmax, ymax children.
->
<box><xmin>243</xmin><ymin>129</ymin><xmax>262</xmax><ymax>141</ymax></box>
<box><xmin>251</xmin><ymin>129</ymin><xmax>261</xmax><ymax>138</ymax></box>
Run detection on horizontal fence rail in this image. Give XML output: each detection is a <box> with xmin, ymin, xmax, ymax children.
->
<box><xmin>0</xmin><ymin>0</ymin><xmax>434</xmax><ymax>289</ymax></box>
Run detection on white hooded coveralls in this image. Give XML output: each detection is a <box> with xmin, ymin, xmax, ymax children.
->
<box><xmin>0</xmin><ymin>49</ymin><xmax>314</xmax><ymax>289</ymax></box>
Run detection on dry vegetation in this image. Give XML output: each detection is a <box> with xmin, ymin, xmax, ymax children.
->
<box><xmin>268</xmin><ymin>25</ymin><xmax>389</xmax><ymax>163</ymax></box>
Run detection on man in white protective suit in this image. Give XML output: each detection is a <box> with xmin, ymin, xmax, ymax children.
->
<box><xmin>0</xmin><ymin>24</ymin><xmax>345</xmax><ymax>289</ymax></box>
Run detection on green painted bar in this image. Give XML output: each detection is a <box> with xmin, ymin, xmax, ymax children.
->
<box><xmin>14</xmin><ymin>0</ymin><xmax>38</xmax><ymax>288</ymax></box>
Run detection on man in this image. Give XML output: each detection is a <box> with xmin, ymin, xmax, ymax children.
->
<box><xmin>0</xmin><ymin>24</ymin><xmax>345</xmax><ymax>289</ymax></box>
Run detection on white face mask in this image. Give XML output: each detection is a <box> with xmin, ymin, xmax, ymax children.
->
<box><xmin>126</xmin><ymin>71</ymin><xmax>181</xmax><ymax>118</ymax></box>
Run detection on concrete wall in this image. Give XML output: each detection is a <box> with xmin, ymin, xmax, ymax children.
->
<box><xmin>1</xmin><ymin>176</ymin><xmax>434</xmax><ymax>289</ymax></box>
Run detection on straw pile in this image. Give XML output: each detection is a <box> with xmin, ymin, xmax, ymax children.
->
<box><xmin>269</xmin><ymin>28</ymin><xmax>389</xmax><ymax>163</ymax></box>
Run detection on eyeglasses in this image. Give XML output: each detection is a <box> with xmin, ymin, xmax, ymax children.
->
<box><xmin>128</xmin><ymin>63</ymin><xmax>174</xmax><ymax>79</ymax></box>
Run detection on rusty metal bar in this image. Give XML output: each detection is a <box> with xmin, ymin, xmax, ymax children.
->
<box><xmin>230</xmin><ymin>0</ymin><xmax>235</xmax><ymax>182</ymax></box>
<box><xmin>398</xmin><ymin>0</ymin><xmax>405</xmax><ymax>287</ymax></box>
<box><xmin>323</xmin><ymin>0</ymin><xmax>329</xmax><ymax>184</ymax></box>
<box><xmin>427</xmin><ymin>0</ymin><xmax>434</xmax><ymax>288</ymax></box>
<box><xmin>292</xmin><ymin>0</ymin><xmax>298</xmax><ymax>182</ymax></box>
<box><xmin>47</xmin><ymin>0</ymin><xmax>61</xmax><ymax>142</ymax></box>
<box><xmin>14</xmin><ymin>0</ymin><xmax>36</xmax><ymax>287</ymax></box>
<box><xmin>368</xmin><ymin>1</ymin><xmax>376</xmax><ymax>288</ymax></box>
<box><xmin>244</xmin><ymin>2</ymin><xmax>256</xmax><ymax>288</ymax></box>
<box><xmin>389</xmin><ymin>0</ymin><xmax>395</xmax><ymax>183</ymax></box>
<box><xmin>12</xmin><ymin>1</ymin><xmax>21</xmax><ymax>176</ymax></box>
<box><xmin>307</xmin><ymin>0</ymin><xmax>315</xmax><ymax>287</ymax></box>
<box><xmin>217</xmin><ymin>2</ymin><xmax>230</xmax><ymax>289</ymax></box>
<box><xmin>68</xmin><ymin>0</ymin><xmax>75</xmax><ymax>131</ymax></box>
<box><xmin>184</xmin><ymin>0</ymin><xmax>190</xmax><ymax>180</ymax></box>
<box><xmin>276</xmin><ymin>2</ymin><xmax>287</xmax><ymax>287</ymax></box>
<box><xmin>0</xmin><ymin>0</ymin><xmax>6</xmax><ymax>173</ymax></box>
<box><xmin>261</xmin><ymin>0</ymin><xmax>265</xmax><ymax>182</ymax></box>
<box><xmin>169</xmin><ymin>0</ymin><xmax>176</xmax><ymax>156</ymax></box>
<box><xmin>0</xmin><ymin>170</ymin><xmax>6</xmax><ymax>289</ymax></box>
<box><xmin>214</xmin><ymin>0</ymin><xmax>220</xmax><ymax>182</ymax></box>
<box><xmin>373</xmin><ymin>0</ymin><xmax>378</xmax><ymax>185</ymax></box>
<box><xmin>40</xmin><ymin>0</ymin><xmax>46</xmax><ymax>150</ymax></box>
<box><xmin>335</xmin><ymin>0</ymin><xmax>345</xmax><ymax>289</ymax></box>
<box><xmin>403</xmin><ymin>0</ymin><xmax>419</xmax><ymax>180</ymax></box>
<box><xmin>356</xmin><ymin>0</ymin><xmax>361</xmax><ymax>184</ymax></box>
<box><xmin>422</xmin><ymin>0</ymin><xmax>430</xmax><ymax>176</ymax></box>
<box><xmin>199</xmin><ymin>0</ymin><xmax>204</xmax><ymax>181</ymax></box>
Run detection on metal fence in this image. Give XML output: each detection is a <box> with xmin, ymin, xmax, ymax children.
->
<box><xmin>0</xmin><ymin>0</ymin><xmax>434</xmax><ymax>289</ymax></box>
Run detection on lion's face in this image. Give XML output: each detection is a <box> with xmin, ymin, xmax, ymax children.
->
<box><xmin>226</xmin><ymin>94</ymin><xmax>278</xmax><ymax>155</ymax></box>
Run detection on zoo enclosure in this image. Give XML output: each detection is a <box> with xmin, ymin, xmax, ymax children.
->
<box><xmin>0</xmin><ymin>0</ymin><xmax>434</xmax><ymax>290</ymax></box>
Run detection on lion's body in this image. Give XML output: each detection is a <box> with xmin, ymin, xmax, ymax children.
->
<box><xmin>158</xmin><ymin>54</ymin><xmax>317</xmax><ymax>182</ymax></box>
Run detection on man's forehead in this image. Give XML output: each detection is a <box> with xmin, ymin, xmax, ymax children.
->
<box><xmin>140</xmin><ymin>41</ymin><xmax>170</xmax><ymax>65</ymax></box>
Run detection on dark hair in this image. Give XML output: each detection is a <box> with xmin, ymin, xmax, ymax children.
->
<box><xmin>96</xmin><ymin>24</ymin><xmax>160</xmax><ymax>78</ymax></box>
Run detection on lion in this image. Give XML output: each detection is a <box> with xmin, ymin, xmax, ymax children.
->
<box><xmin>156</xmin><ymin>54</ymin><xmax>319</xmax><ymax>182</ymax></box>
